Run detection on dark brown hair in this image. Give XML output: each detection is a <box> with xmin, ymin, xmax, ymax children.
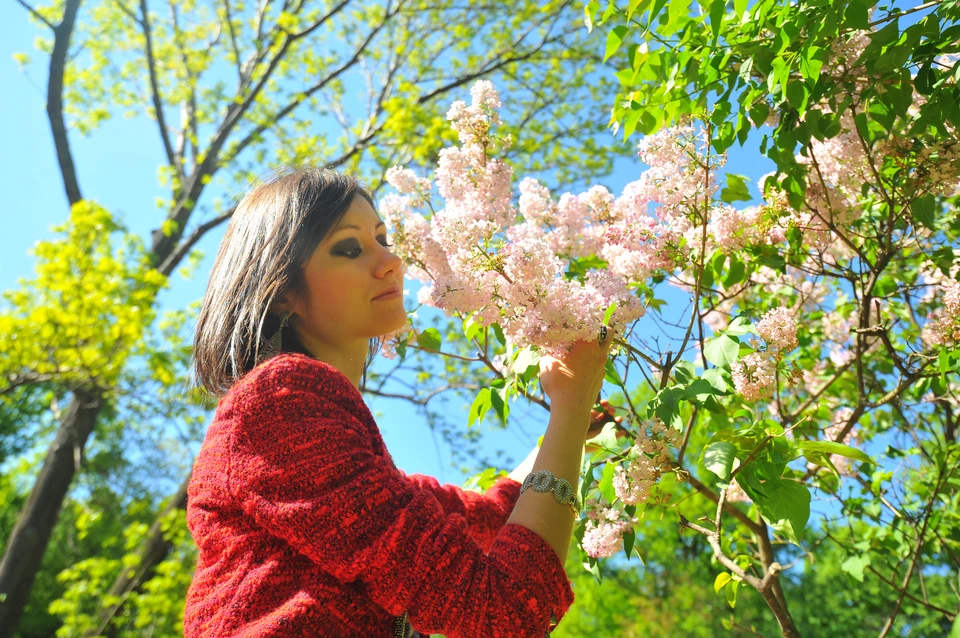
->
<box><xmin>191</xmin><ymin>166</ymin><xmax>383</xmax><ymax>398</ymax></box>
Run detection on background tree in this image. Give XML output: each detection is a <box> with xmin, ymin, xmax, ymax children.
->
<box><xmin>0</xmin><ymin>0</ymin><xmax>630</xmax><ymax>634</ymax></box>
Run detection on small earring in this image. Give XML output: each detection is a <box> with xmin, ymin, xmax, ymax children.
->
<box><xmin>259</xmin><ymin>311</ymin><xmax>291</xmax><ymax>364</ymax></box>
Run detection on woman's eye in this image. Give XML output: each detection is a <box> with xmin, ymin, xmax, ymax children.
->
<box><xmin>339</xmin><ymin>239</ymin><xmax>393</xmax><ymax>258</ymax></box>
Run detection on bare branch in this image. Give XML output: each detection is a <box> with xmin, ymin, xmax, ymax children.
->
<box><xmin>288</xmin><ymin>0</ymin><xmax>352</xmax><ymax>40</ymax></box>
<box><xmin>223</xmin><ymin>2</ymin><xmax>399</xmax><ymax>166</ymax></box>
<box><xmin>221</xmin><ymin>0</ymin><xmax>245</xmax><ymax>85</ymax></box>
<box><xmin>877</xmin><ymin>453</ymin><xmax>953</xmax><ymax>637</ymax></box>
<box><xmin>14</xmin><ymin>0</ymin><xmax>55</xmax><ymax>30</ymax></box>
<box><xmin>138</xmin><ymin>0</ymin><xmax>182</xmax><ymax>181</ymax></box>
<box><xmin>47</xmin><ymin>0</ymin><xmax>84</xmax><ymax>206</ymax></box>
<box><xmin>157</xmin><ymin>207</ymin><xmax>234</xmax><ymax>276</ymax></box>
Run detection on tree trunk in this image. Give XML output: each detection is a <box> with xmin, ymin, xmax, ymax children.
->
<box><xmin>0</xmin><ymin>388</ymin><xmax>103</xmax><ymax>637</ymax></box>
<box><xmin>85</xmin><ymin>472</ymin><xmax>191</xmax><ymax>637</ymax></box>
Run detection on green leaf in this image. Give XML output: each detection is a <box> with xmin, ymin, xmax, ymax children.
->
<box><xmin>709</xmin><ymin>0</ymin><xmax>724</xmax><ymax>41</ymax></box>
<box><xmin>653</xmin><ymin>386</ymin><xmax>685</xmax><ymax>430</ymax></box>
<box><xmin>491</xmin><ymin>323</ymin><xmax>506</xmax><ymax>346</ymax></box>
<box><xmin>603</xmin><ymin>301</ymin><xmax>618</xmax><ymax>326</ymax></box>
<box><xmin>674</xmin><ymin>359</ymin><xmax>696</xmax><ymax>384</ymax></box>
<box><xmin>599</xmin><ymin>461</ymin><xmax>617</xmax><ymax>503</ymax></box>
<box><xmin>704</xmin><ymin>335</ymin><xmax>741</xmax><ymax>367</ymax></box>
<box><xmin>722</xmin><ymin>256</ymin><xmax>746</xmax><ymax>288</ymax></box>
<box><xmin>463</xmin><ymin>314</ymin><xmax>484</xmax><ymax>343</ymax></box>
<box><xmin>952</xmin><ymin>612</ymin><xmax>960</xmax><ymax>638</ymax></box>
<box><xmin>703</xmin><ymin>441</ymin><xmax>737</xmax><ymax>480</ymax></box>
<box><xmin>797</xmin><ymin>440</ymin><xmax>873</xmax><ymax>464</ymax></box>
<box><xmin>702</xmin><ymin>368</ymin><xmax>730</xmax><ymax>393</ymax></box>
<box><xmin>714</xmin><ymin>571</ymin><xmax>732</xmax><ymax>594</ymax></box>
<box><xmin>915</xmin><ymin>63</ymin><xmax>936</xmax><ymax>95</ymax></box>
<box><xmin>911</xmin><ymin>193</ymin><xmax>936</xmax><ymax>230</ymax></box>
<box><xmin>468</xmin><ymin>388</ymin><xmax>492</xmax><ymax>428</ymax></box>
<box><xmin>720</xmin><ymin>173</ymin><xmax>752</xmax><ymax>203</ymax></box>
<box><xmin>490</xmin><ymin>384</ymin><xmax>508</xmax><ymax>423</ymax></box>
<box><xmin>511</xmin><ymin>347</ymin><xmax>541</xmax><ymax>376</ymax></box>
<box><xmin>805</xmin><ymin>450</ymin><xmax>841</xmax><ymax>479</ymax></box>
<box><xmin>591</xmin><ymin>422</ymin><xmax>622</xmax><ymax>453</ymax></box>
<box><xmin>627</xmin><ymin>0</ymin><xmax>650</xmax><ymax>20</ymax></box>
<box><xmin>844</xmin><ymin>0</ymin><xmax>870</xmax><ymax>30</ymax></box>
<box><xmin>417</xmin><ymin>327</ymin><xmax>442</xmax><ymax>352</ymax></box>
<box><xmin>756</xmin><ymin>480</ymin><xmax>810</xmax><ymax>545</ymax></box>
<box><xmin>749</xmin><ymin>101</ymin><xmax>770</xmax><ymax>128</ymax></box>
<box><xmin>648</xmin><ymin>0</ymin><xmax>670</xmax><ymax>23</ymax></box>
<box><xmin>841</xmin><ymin>554</ymin><xmax>871</xmax><ymax>582</ymax></box>
<box><xmin>873</xmin><ymin>276</ymin><xmax>897</xmax><ymax>297</ymax></box>
<box><xmin>582</xmin><ymin>551</ymin><xmax>602</xmax><ymax>583</ymax></box>
<box><xmin>799</xmin><ymin>45</ymin><xmax>823</xmax><ymax>81</ymax></box>
<box><xmin>584</xmin><ymin>0</ymin><xmax>599</xmax><ymax>32</ymax></box>
<box><xmin>604</xmin><ymin>358</ymin><xmax>624</xmax><ymax>385</ymax></box>
<box><xmin>605</xmin><ymin>25</ymin><xmax>629</xmax><ymax>63</ymax></box>
<box><xmin>726</xmin><ymin>579</ymin><xmax>739</xmax><ymax>608</ymax></box>
<box><xmin>724</xmin><ymin>316</ymin><xmax>757</xmax><ymax>337</ymax></box>
<box><xmin>623</xmin><ymin>528</ymin><xmax>637</xmax><ymax>559</ymax></box>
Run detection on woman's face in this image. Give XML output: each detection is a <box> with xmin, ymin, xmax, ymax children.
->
<box><xmin>286</xmin><ymin>195</ymin><xmax>406</xmax><ymax>350</ymax></box>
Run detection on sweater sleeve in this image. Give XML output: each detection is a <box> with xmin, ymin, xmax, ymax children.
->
<box><xmin>227</xmin><ymin>369</ymin><xmax>574</xmax><ymax>638</ymax></box>
<box><xmin>400</xmin><ymin>473</ymin><xmax>521</xmax><ymax>553</ymax></box>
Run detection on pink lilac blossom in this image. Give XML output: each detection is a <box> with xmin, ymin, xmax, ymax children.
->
<box><xmin>918</xmin><ymin>257</ymin><xmax>960</xmax><ymax>302</ymax></box>
<box><xmin>710</xmin><ymin>204</ymin><xmax>765</xmax><ymax>253</ymax></box>
<box><xmin>379</xmin><ymin>317</ymin><xmax>417</xmax><ymax>360</ymax></box>
<box><xmin>384</xmin><ymin>81</ymin><xmax>665</xmax><ymax>358</ymax></box>
<box><xmin>384</xmin><ymin>166</ymin><xmax>432</xmax><ymax>197</ymax></box>
<box><xmin>924</xmin><ymin>281</ymin><xmax>960</xmax><ymax>346</ymax></box>
<box><xmin>724</xmin><ymin>478</ymin><xmax>751</xmax><ymax>504</ymax></box>
<box><xmin>829</xmin><ymin>344</ymin><xmax>854</xmax><ymax>367</ymax></box>
<box><xmin>757</xmin><ymin>307</ymin><xmax>799</xmax><ymax>353</ymax></box>
<box><xmin>822</xmin><ymin>311</ymin><xmax>853</xmax><ymax>343</ymax></box>
<box><xmin>612</xmin><ymin>419</ymin><xmax>677</xmax><ymax>506</ymax></box>
<box><xmin>634</xmin><ymin>124</ymin><xmax>718</xmax><ymax>219</ymax></box>
<box><xmin>732</xmin><ymin>353</ymin><xmax>778</xmax><ymax>402</ymax></box>
<box><xmin>582</xmin><ymin>506</ymin><xmax>638</xmax><ymax>559</ymax></box>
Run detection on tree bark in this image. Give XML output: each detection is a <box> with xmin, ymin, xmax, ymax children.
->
<box><xmin>0</xmin><ymin>2</ymin><xmax>88</xmax><ymax>633</ymax></box>
<box><xmin>0</xmin><ymin>388</ymin><xmax>103</xmax><ymax>637</ymax></box>
<box><xmin>47</xmin><ymin>0</ymin><xmax>83</xmax><ymax>207</ymax></box>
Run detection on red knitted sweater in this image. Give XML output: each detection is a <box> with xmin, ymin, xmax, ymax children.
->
<box><xmin>184</xmin><ymin>352</ymin><xmax>575</xmax><ymax>637</ymax></box>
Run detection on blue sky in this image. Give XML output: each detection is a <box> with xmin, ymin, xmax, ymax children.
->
<box><xmin>0</xmin><ymin>1</ymin><xmax>777</xmax><ymax>490</ymax></box>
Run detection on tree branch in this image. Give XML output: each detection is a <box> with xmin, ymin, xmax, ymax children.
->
<box><xmin>679</xmin><ymin>489</ymin><xmax>800</xmax><ymax>637</ymax></box>
<box><xmin>46</xmin><ymin>0</ymin><xmax>84</xmax><ymax>207</ymax></box>
<box><xmin>877</xmin><ymin>453</ymin><xmax>952</xmax><ymax>637</ymax></box>
<box><xmin>138</xmin><ymin>0</ymin><xmax>182</xmax><ymax>182</ymax></box>
<box><xmin>157</xmin><ymin>207</ymin><xmax>234</xmax><ymax>276</ymax></box>
<box><xmin>14</xmin><ymin>0</ymin><xmax>55</xmax><ymax>30</ymax></box>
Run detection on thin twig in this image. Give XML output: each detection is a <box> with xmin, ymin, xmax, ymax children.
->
<box><xmin>15</xmin><ymin>0</ymin><xmax>55</xmax><ymax>30</ymax></box>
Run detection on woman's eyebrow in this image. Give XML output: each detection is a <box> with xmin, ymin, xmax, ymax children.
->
<box><xmin>333</xmin><ymin>221</ymin><xmax>386</xmax><ymax>235</ymax></box>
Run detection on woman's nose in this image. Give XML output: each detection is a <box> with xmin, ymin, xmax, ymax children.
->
<box><xmin>377</xmin><ymin>244</ymin><xmax>402</xmax><ymax>275</ymax></box>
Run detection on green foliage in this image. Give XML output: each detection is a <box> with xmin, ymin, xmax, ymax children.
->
<box><xmin>0</xmin><ymin>201</ymin><xmax>167</xmax><ymax>393</ymax></box>
<box><xmin>5</xmin><ymin>0</ymin><xmax>960</xmax><ymax>634</ymax></box>
<box><xmin>592</xmin><ymin>0</ymin><xmax>960</xmax><ymax>198</ymax></box>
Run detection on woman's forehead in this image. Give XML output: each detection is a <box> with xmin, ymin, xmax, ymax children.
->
<box><xmin>332</xmin><ymin>198</ymin><xmax>384</xmax><ymax>232</ymax></box>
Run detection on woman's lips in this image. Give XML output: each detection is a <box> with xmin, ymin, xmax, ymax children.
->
<box><xmin>372</xmin><ymin>288</ymin><xmax>402</xmax><ymax>301</ymax></box>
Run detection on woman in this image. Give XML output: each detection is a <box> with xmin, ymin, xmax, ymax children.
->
<box><xmin>185</xmin><ymin>166</ymin><xmax>613</xmax><ymax>637</ymax></box>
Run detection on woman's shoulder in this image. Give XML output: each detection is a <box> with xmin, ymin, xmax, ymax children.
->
<box><xmin>221</xmin><ymin>352</ymin><xmax>363</xmax><ymax>415</ymax></box>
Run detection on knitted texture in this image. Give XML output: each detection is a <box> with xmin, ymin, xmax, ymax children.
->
<box><xmin>184</xmin><ymin>352</ymin><xmax>575</xmax><ymax>637</ymax></box>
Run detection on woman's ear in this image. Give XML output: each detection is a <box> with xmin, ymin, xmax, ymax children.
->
<box><xmin>269</xmin><ymin>293</ymin><xmax>296</xmax><ymax>316</ymax></box>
